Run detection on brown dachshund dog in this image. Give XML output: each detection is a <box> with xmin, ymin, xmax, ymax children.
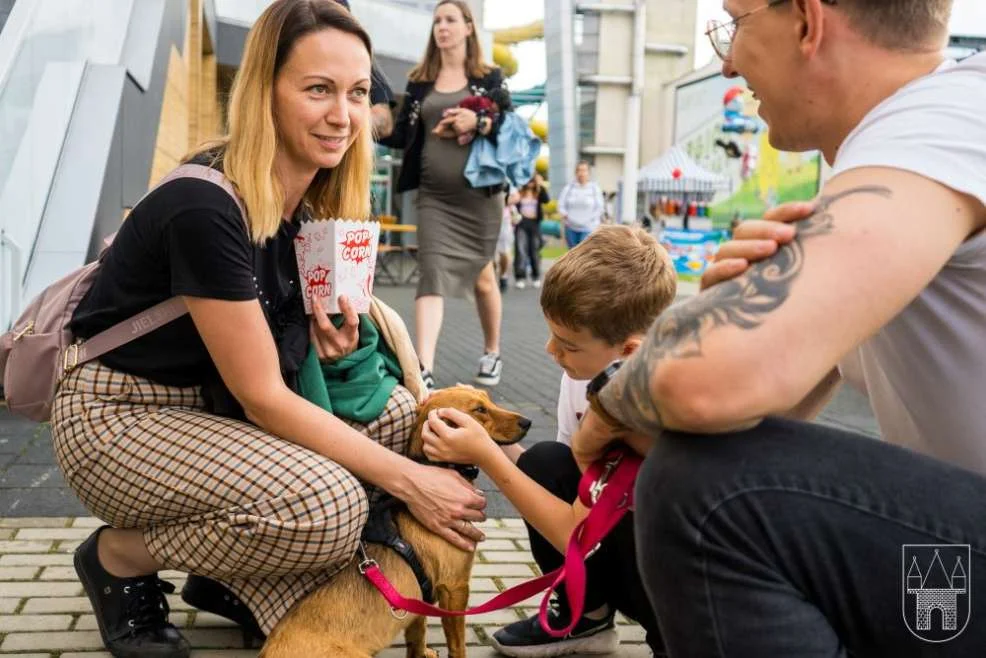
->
<box><xmin>259</xmin><ymin>386</ymin><xmax>531</xmax><ymax>658</ymax></box>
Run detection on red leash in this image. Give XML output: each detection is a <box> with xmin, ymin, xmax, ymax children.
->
<box><xmin>359</xmin><ymin>448</ymin><xmax>641</xmax><ymax>637</ymax></box>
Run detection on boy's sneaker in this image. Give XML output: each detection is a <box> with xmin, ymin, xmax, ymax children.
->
<box><xmin>491</xmin><ymin>598</ymin><xmax>618</xmax><ymax>657</ymax></box>
<box><xmin>532</xmin><ymin>278</ymin><xmax>542</xmax><ymax>289</ymax></box>
<box><xmin>475</xmin><ymin>352</ymin><xmax>502</xmax><ymax>386</ymax></box>
<box><xmin>420</xmin><ymin>367</ymin><xmax>437</xmax><ymax>393</ymax></box>
<box><xmin>515</xmin><ymin>279</ymin><xmax>527</xmax><ymax>289</ymax></box>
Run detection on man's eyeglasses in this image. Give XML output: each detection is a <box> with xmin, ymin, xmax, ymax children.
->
<box><xmin>705</xmin><ymin>0</ymin><xmax>836</xmax><ymax>61</ymax></box>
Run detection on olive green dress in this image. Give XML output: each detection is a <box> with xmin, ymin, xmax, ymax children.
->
<box><xmin>416</xmin><ymin>87</ymin><xmax>503</xmax><ymax>299</ymax></box>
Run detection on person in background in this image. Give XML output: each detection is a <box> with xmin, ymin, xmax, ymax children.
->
<box><xmin>603</xmin><ymin>190</ymin><xmax>617</xmax><ymax>224</ymax></box>
<box><xmin>495</xmin><ymin>187</ymin><xmax>519</xmax><ymax>292</ymax></box>
<box><xmin>333</xmin><ymin>0</ymin><xmax>395</xmax><ymax>140</ymax></box>
<box><xmin>557</xmin><ymin>161</ymin><xmax>604</xmax><ymax>248</ymax></box>
<box><xmin>380</xmin><ymin>0</ymin><xmax>512</xmax><ymax>389</ymax></box>
<box><xmin>513</xmin><ymin>178</ymin><xmax>546</xmax><ymax>289</ymax></box>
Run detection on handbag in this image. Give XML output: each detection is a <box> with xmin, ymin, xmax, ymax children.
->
<box><xmin>0</xmin><ymin>164</ymin><xmax>244</xmax><ymax>421</ymax></box>
<box><xmin>464</xmin><ymin>112</ymin><xmax>542</xmax><ymax>190</ymax></box>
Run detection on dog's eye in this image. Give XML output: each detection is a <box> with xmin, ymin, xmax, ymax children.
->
<box><xmin>474</xmin><ymin>406</ymin><xmax>488</xmax><ymax>415</ymax></box>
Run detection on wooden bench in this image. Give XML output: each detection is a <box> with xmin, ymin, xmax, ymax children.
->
<box><xmin>376</xmin><ymin>220</ymin><xmax>418</xmax><ymax>285</ymax></box>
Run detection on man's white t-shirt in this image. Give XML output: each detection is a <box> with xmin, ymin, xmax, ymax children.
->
<box><xmin>556</xmin><ymin>373</ymin><xmax>589</xmax><ymax>445</ymax></box>
<box><xmin>832</xmin><ymin>54</ymin><xmax>986</xmax><ymax>472</ymax></box>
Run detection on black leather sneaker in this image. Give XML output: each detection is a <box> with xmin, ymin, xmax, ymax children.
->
<box><xmin>74</xmin><ymin>527</ymin><xmax>190</xmax><ymax>658</ymax></box>
<box><xmin>181</xmin><ymin>574</ymin><xmax>265</xmax><ymax>645</ymax></box>
<box><xmin>490</xmin><ymin>597</ymin><xmax>618</xmax><ymax>657</ymax></box>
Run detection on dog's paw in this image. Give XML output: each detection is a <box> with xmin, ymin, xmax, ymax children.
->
<box><xmin>408</xmin><ymin>649</ymin><xmax>439</xmax><ymax>658</ymax></box>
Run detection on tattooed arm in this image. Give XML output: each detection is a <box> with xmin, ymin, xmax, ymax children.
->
<box><xmin>589</xmin><ymin>167</ymin><xmax>985</xmax><ymax>441</ymax></box>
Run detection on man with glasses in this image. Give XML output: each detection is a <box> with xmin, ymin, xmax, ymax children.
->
<box><xmin>570</xmin><ymin>0</ymin><xmax>986</xmax><ymax>655</ymax></box>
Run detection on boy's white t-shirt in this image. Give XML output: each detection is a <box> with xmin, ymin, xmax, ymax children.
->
<box><xmin>831</xmin><ymin>54</ymin><xmax>986</xmax><ymax>472</ymax></box>
<box><xmin>556</xmin><ymin>373</ymin><xmax>590</xmax><ymax>445</ymax></box>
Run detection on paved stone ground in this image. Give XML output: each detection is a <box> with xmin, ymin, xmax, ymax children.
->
<box><xmin>0</xmin><ymin>276</ymin><xmax>879</xmax><ymax>656</ymax></box>
<box><xmin>0</xmin><ymin>516</ymin><xmax>653</xmax><ymax>657</ymax></box>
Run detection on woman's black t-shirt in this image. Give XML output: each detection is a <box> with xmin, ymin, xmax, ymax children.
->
<box><xmin>70</xmin><ymin>171</ymin><xmax>308</xmax><ymax>398</ymax></box>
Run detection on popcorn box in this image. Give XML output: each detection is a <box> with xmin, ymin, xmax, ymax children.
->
<box><xmin>294</xmin><ymin>219</ymin><xmax>380</xmax><ymax>314</ymax></box>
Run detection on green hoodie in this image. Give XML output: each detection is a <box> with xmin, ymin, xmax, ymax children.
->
<box><xmin>296</xmin><ymin>315</ymin><xmax>402</xmax><ymax>423</ymax></box>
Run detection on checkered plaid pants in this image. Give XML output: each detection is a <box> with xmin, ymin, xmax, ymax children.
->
<box><xmin>50</xmin><ymin>361</ymin><xmax>416</xmax><ymax>633</ymax></box>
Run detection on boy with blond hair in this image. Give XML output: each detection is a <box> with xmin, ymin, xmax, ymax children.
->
<box><xmin>422</xmin><ymin>225</ymin><xmax>676</xmax><ymax>657</ymax></box>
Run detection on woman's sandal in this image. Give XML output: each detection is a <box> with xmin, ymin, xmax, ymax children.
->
<box><xmin>180</xmin><ymin>575</ymin><xmax>265</xmax><ymax>648</ymax></box>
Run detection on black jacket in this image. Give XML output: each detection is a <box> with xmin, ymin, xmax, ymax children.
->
<box><xmin>380</xmin><ymin>68</ymin><xmax>512</xmax><ymax>194</ymax></box>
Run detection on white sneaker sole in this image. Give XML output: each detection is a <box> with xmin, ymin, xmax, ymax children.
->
<box><xmin>490</xmin><ymin>628</ymin><xmax>619</xmax><ymax>657</ymax></box>
<box><xmin>474</xmin><ymin>372</ymin><xmax>501</xmax><ymax>386</ymax></box>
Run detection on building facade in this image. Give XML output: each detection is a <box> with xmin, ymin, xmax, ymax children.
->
<box><xmin>545</xmin><ymin>0</ymin><xmax>699</xmax><ymax>222</ymax></box>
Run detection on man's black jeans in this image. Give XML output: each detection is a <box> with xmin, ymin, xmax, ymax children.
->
<box><xmin>517</xmin><ymin>441</ymin><xmax>664</xmax><ymax>652</ymax></box>
<box><xmin>635</xmin><ymin>417</ymin><xmax>986</xmax><ymax>657</ymax></box>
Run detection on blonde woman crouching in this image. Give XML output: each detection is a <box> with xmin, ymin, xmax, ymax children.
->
<box><xmin>51</xmin><ymin>2</ymin><xmax>485</xmax><ymax>656</ymax></box>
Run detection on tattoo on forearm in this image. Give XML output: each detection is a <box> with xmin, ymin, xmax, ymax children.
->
<box><xmin>600</xmin><ymin>185</ymin><xmax>892</xmax><ymax>434</ymax></box>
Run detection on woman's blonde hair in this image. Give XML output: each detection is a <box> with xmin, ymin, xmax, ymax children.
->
<box><xmin>408</xmin><ymin>0</ymin><xmax>492</xmax><ymax>83</ymax></box>
<box><xmin>188</xmin><ymin>0</ymin><xmax>374</xmax><ymax>243</ymax></box>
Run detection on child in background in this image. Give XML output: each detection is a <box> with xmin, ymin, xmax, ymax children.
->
<box><xmin>496</xmin><ymin>188</ymin><xmax>520</xmax><ymax>291</ymax></box>
<box><xmin>514</xmin><ymin>178</ymin><xmax>548</xmax><ymax>289</ymax></box>
<box><xmin>423</xmin><ymin>225</ymin><xmax>677</xmax><ymax>657</ymax></box>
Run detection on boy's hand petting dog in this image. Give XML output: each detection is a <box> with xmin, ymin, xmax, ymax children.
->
<box><xmin>310</xmin><ymin>295</ymin><xmax>359</xmax><ymax>363</ymax></box>
<box><xmin>701</xmin><ymin>201</ymin><xmax>816</xmax><ymax>290</ymax></box>
<box><xmin>421</xmin><ymin>408</ymin><xmax>496</xmax><ymax>467</ymax></box>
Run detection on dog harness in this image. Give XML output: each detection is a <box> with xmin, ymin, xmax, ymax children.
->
<box><xmin>359</xmin><ymin>459</ymin><xmax>482</xmax><ymax>606</ymax></box>
<box><xmin>359</xmin><ymin>447</ymin><xmax>642</xmax><ymax>639</ymax></box>
<box><xmin>360</xmin><ymin>496</ymin><xmax>435</xmax><ymax>604</ymax></box>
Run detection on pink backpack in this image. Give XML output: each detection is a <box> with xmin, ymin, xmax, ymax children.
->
<box><xmin>0</xmin><ymin>164</ymin><xmax>244</xmax><ymax>422</ymax></box>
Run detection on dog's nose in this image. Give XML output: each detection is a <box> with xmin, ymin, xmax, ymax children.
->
<box><xmin>519</xmin><ymin>417</ymin><xmax>532</xmax><ymax>431</ymax></box>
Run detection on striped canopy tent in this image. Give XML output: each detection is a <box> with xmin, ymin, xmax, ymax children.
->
<box><xmin>636</xmin><ymin>146</ymin><xmax>730</xmax><ymax>196</ymax></box>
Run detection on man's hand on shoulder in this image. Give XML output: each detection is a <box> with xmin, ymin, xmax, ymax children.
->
<box><xmin>701</xmin><ymin>201</ymin><xmax>816</xmax><ymax>290</ymax></box>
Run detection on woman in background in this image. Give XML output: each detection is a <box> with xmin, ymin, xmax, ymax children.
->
<box><xmin>558</xmin><ymin>160</ymin><xmax>604</xmax><ymax>248</ymax></box>
<box><xmin>381</xmin><ymin>0</ymin><xmax>512</xmax><ymax>388</ymax></box>
<box><xmin>513</xmin><ymin>178</ymin><xmax>548</xmax><ymax>289</ymax></box>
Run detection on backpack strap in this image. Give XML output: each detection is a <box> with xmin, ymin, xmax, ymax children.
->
<box><xmin>67</xmin><ymin>164</ymin><xmax>246</xmax><ymax>372</ymax></box>
<box><xmin>157</xmin><ymin>163</ymin><xmax>247</xmax><ymax>220</ymax></box>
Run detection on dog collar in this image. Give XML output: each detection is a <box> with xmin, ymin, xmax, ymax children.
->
<box><xmin>414</xmin><ymin>458</ymin><xmax>480</xmax><ymax>482</ymax></box>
